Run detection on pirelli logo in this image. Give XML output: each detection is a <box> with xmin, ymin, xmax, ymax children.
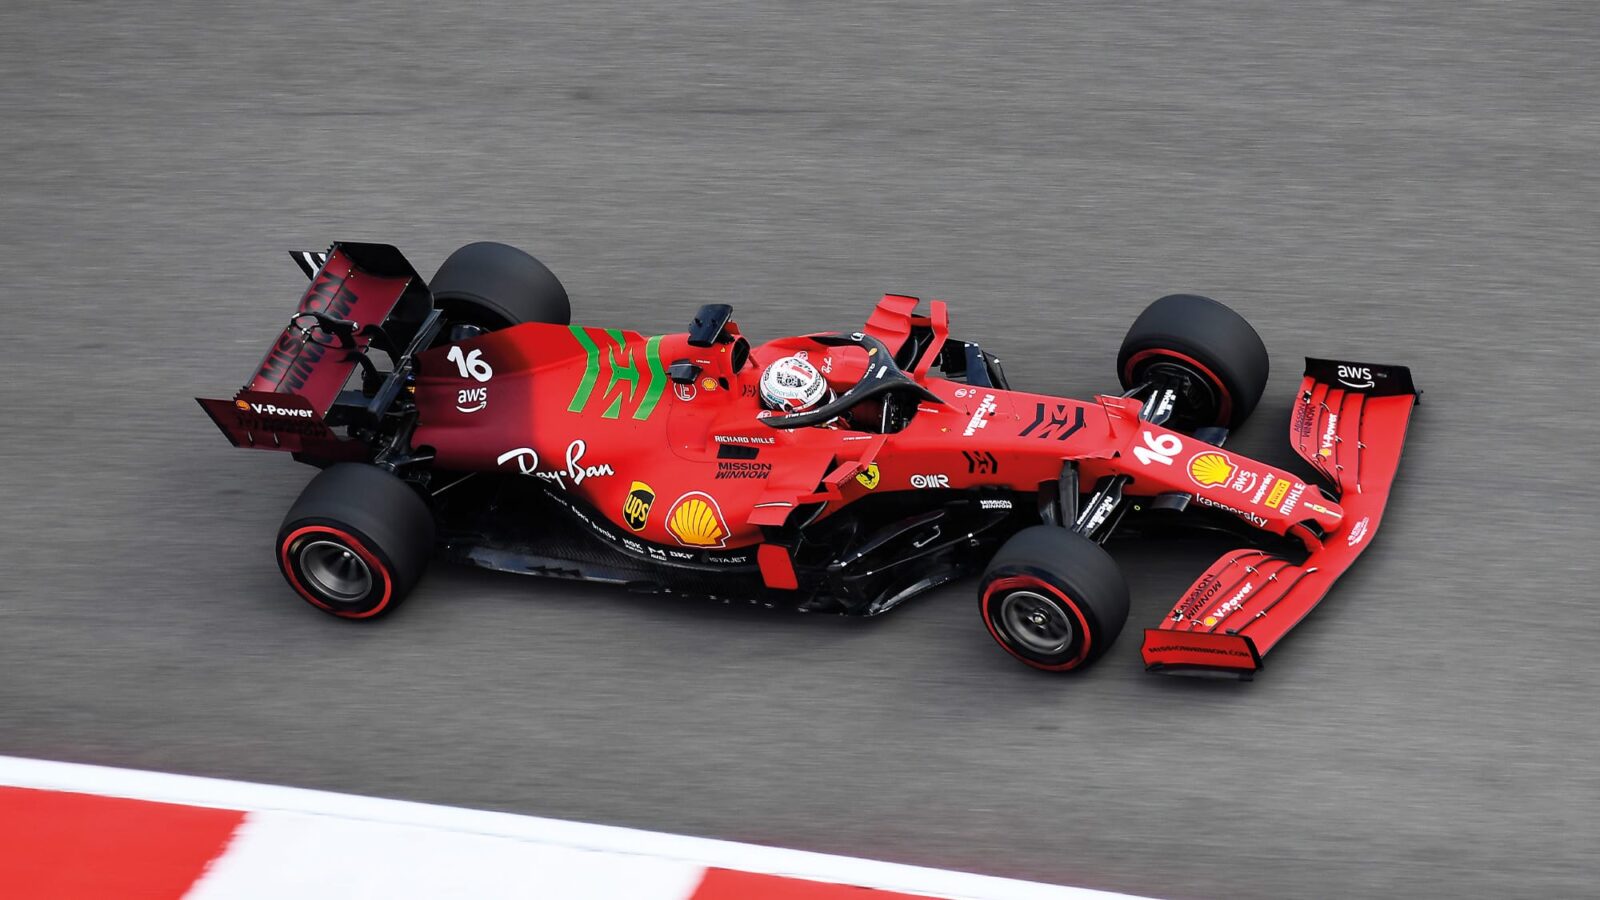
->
<box><xmin>1264</xmin><ymin>479</ymin><xmax>1291</xmax><ymax>509</ymax></box>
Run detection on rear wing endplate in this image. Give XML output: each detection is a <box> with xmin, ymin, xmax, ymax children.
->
<box><xmin>196</xmin><ymin>242</ymin><xmax>432</xmax><ymax>457</ymax></box>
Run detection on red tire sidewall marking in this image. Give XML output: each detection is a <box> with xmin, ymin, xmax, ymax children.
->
<box><xmin>1124</xmin><ymin>348</ymin><xmax>1234</xmax><ymax>425</ymax></box>
<box><xmin>279</xmin><ymin>524</ymin><xmax>394</xmax><ymax>619</ymax></box>
<box><xmin>981</xmin><ymin>573</ymin><xmax>1092</xmax><ymax>671</ymax></box>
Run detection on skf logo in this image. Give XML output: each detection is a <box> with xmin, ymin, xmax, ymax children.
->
<box><xmin>666</xmin><ymin>491</ymin><xmax>729</xmax><ymax>548</ymax></box>
<box><xmin>623</xmin><ymin>482</ymin><xmax>655</xmax><ymax>532</ymax></box>
<box><xmin>1187</xmin><ymin>452</ymin><xmax>1236</xmax><ymax>488</ymax></box>
<box><xmin>1336</xmin><ymin>364</ymin><xmax>1375</xmax><ymax>389</ymax></box>
<box><xmin>855</xmin><ymin>463</ymin><xmax>880</xmax><ymax>490</ymax></box>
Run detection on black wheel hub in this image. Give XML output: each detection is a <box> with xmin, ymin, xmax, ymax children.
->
<box><xmin>1139</xmin><ymin>359</ymin><xmax>1223</xmax><ymax>431</ymax></box>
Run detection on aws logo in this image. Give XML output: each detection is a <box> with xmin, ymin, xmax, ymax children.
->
<box><xmin>855</xmin><ymin>463</ymin><xmax>880</xmax><ymax>490</ymax></box>
<box><xmin>622</xmin><ymin>482</ymin><xmax>655</xmax><ymax>532</ymax></box>
<box><xmin>1336</xmin><ymin>364</ymin><xmax>1375</xmax><ymax>389</ymax></box>
<box><xmin>456</xmin><ymin>386</ymin><xmax>488</xmax><ymax>413</ymax></box>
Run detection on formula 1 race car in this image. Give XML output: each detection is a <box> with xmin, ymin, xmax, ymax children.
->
<box><xmin>199</xmin><ymin>241</ymin><xmax>1420</xmax><ymax>677</ymax></box>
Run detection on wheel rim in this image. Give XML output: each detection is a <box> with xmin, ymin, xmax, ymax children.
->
<box><xmin>1126</xmin><ymin>350</ymin><xmax>1233</xmax><ymax>428</ymax></box>
<box><xmin>1141</xmin><ymin>359</ymin><xmax>1223</xmax><ymax>429</ymax></box>
<box><xmin>1000</xmin><ymin>590</ymin><xmax>1074</xmax><ymax>655</ymax></box>
<box><xmin>299</xmin><ymin>539</ymin><xmax>373</xmax><ymax>603</ymax></box>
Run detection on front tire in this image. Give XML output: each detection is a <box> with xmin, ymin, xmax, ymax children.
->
<box><xmin>979</xmin><ymin>526</ymin><xmax>1130</xmax><ymax>671</ymax></box>
<box><xmin>277</xmin><ymin>464</ymin><xmax>435</xmax><ymax>619</ymax></box>
<box><xmin>431</xmin><ymin>241</ymin><xmax>570</xmax><ymax>332</ymax></box>
<box><xmin>1117</xmin><ymin>293</ymin><xmax>1269</xmax><ymax>429</ymax></box>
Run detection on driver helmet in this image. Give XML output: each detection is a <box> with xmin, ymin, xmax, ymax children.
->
<box><xmin>759</xmin><ymin>354</ymin><xmax>833</xmax><ymax>413</ymax></box>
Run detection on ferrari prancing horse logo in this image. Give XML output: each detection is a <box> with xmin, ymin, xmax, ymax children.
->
<box><xmin>855</xmin><ymin>463</ymin><xmax>880</xmax><ymax>490</ymax></box>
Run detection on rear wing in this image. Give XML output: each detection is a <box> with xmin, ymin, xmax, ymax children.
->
<box><xmin>196</xmin><ymin>242</ymin><xmax>433</xmax><ymax>458</ymax></box>
<box><xmin>1142</xmin><ymin>358</ymin><xmax>1421</xmax><ymax>678</ymax></box>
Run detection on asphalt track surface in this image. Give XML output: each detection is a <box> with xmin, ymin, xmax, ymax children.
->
<box><xmin>2</xmin><ymin>3</ymin><xmax>1596</xmax><ymax>898</ymax></box>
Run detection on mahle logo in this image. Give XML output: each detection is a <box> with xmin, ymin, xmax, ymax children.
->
<box><xmin>567</xmin><ymin>326</ymin><xmax>667</xmax><ymax>420</ymax></box>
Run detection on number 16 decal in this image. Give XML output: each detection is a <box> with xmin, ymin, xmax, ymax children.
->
<box><xmin>447</xmin><ymin>345</ymin><xmax>494</xmax><ymax>382</ymax></box>
<box><xmin>1132</xmin><ymin>430</ymin><xmax>1182</xmax><ymax>466</ymax></box>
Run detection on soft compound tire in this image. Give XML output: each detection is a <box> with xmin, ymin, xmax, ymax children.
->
<box><xmin>1116</xmin><ymin>293</ymin><xmax>1269</xmax><ymax>429</ymax></box>
<box><xmin>430</xmin><ymin>241</ymin><xmax>570</xmax><ymax>331</ymax></box>
<box><xmin>277</xmin><ymin>464</ymin><xmax>436</xmax><ymax>619</ymax></box>
<box><xmin>979</xmin><ymin>526</ymin><xmax>1130</xmax><ymax>672</ymax></box>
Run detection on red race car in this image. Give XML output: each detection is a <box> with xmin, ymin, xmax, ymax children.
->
<box><xmin>199</xmin><ymin>241</ymin><xmax>1420</xmax><ymax>677</ymax></box>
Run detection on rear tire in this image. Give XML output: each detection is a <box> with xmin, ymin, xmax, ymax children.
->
<box><xmin>1117</xmin><ymin>293</ymin><xmax>1269</xmax><ymax>429</ymax></box>
<box><xmin>431</xmin><ymin>241</ymin><xmax>570</xmax><ymax>332</ymax></box>
<box><xmin>979</xmin><ymin>526</ymin><xmax>1129</xmax><ymax>671</ymax></box>
<box><xmin>277</xmin><ymin>464</ymin><xmax>435</xmax><ymax>619</ymax></box>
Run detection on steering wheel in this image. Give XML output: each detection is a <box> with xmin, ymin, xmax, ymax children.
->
<box><xmin>760</xmin><ymin>332</ymin><xmax>943</xmax><ymax>430</ymax></box>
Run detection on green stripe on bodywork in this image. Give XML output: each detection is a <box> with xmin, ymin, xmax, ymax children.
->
<box><xmin>567</xmin><ymin>325</ymin><xmax>600</xmax><ymax>413</ymax></box>
<box><xmin>633</xmin><ymin>335</ymin><xmax>666</xmax><ymax>420</ymax></box>
<box><xmin>600</xmin><ymin>328</ymin><xmax>639</xmax><ymax>419</ymax></box>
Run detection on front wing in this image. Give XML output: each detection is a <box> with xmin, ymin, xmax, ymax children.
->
<box><xmin>1141</xmin><ymin>358</ymin><xmax>1421</xmax><ymax>677</ymax></box>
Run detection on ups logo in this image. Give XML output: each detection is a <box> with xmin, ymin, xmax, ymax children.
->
<box><xmin>623</xmin><ymin>481</ymin><xmax>655</xmax><ymax>531</ymax></box>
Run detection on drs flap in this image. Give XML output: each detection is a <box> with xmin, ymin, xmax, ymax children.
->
<box><xmin>244</xmin><ymin>242</ymin><xmax>429</xmax><ymax>415</ymax></box>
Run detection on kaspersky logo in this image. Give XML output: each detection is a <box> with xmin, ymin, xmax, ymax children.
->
<box><xmin>234</xmin><ymin>398</ymin><xmax>313</xmax><ymax>418</ymax></box>
<box><xmin>567</xmin><ymin>326</ymin><xmax>667</xmax><ymax>420</ymax></box>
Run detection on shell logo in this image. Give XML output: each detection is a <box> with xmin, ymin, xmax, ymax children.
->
<box><xmin>234</xmin><ymin>399</ymin><xmax>251</xmax><ymax>410</ymax></box>
<box><xmin>665</xmin><ymin>491</ymin><xmax>729</xmax><ymax>548</ymax></box>
<box><xmin>1188</xmin><ymin>452</ymin><xmax>1236</xmax><ymax>488</ymax></box>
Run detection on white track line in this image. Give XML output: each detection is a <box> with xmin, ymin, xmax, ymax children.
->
<box><xmin>0</xmin><ymin>755</ymin><xmax>1149</xmax><ymax>899</ymax></box>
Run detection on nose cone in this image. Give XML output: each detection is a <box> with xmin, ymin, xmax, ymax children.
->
<box><xmin>1301</xmin><ymin>497</ymin><xmax>1345</xmax><ymax>534</ymax></box>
